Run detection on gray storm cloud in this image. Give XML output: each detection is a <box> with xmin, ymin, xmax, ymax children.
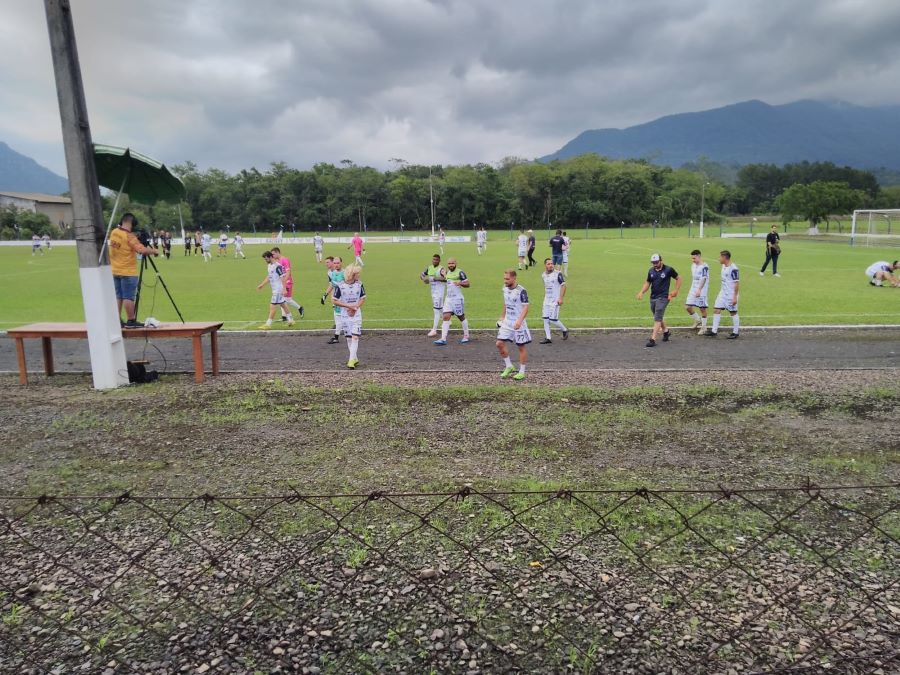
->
<box><xmin>2</xmin><ymin>0</ymin><xmax>900</xmax><ymax>175</ymax></box>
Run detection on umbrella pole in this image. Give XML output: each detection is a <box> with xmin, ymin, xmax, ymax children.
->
<box><xmin>178</xmin><ymin>203</ymin><xmax>185</xmax><ymax>242</ymax></box>
<box><xmin>97</xmin><ymin>168</ymin><xmax>129</xmax><ymax>264</ymax></box>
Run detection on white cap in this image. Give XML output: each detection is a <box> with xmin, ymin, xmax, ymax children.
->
<box><xmin>650</xmin><ymin>254</ymin><xmax>661</xmax><ymax>262</ymax></box>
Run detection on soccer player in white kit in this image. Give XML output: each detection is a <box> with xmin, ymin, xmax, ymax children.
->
<box><xmin>561</xmin><ymin>231</ymin><xmax>571</xmax><ymax>275</ymax></box>
<box><xmin>540</xmin><ymin>258</ymin><xmax>569</xmax><ymax>344</ymax></box>
<box><xmin>476</xmin><ymin>227</ymin><xmax>487</xmax><ymax>255</ymax></box>
<box><xmin>705</xmin><ymin>250</ymin><xmax>740</xmax><ymax>339</ymax></box>
<box><xmin>434</xmin><ymin>258</ymin><xmax>471</xmax><ymax>345</ymax></box>
<box><xmin>217</xmin><ymin>232</ymin><xmax>228</xmax><ymax>257</ymax></box>
<box><xmin>233</xmin><ymin>233</ymin><xmax>246</xmax><ymax>258</ymax></box>
<box><xmin>865</xmin><ymin>260</ymin><xmax>900</xmax><ymax>287</ymax></box>
<box><xmin>438</xmin><ymin>228</ymin><xmax>446</xmax><ymax>255</ymax></box>
<box><xmin>256</xmin><ymin>250</ymin><xmax>293</xmax><ymax>329</ymax></box>
<box><xmin>332</xmin><ymin>265</ymin><xmax>366</xmax><ymax>369</ymax></box>
<box><xmin>420</xmin><ymin>254</ymin><xmax>447</xmax><ymax>337</ymax></box>
<box><xmin>496</xmin><ymin>269</ymin><xmax>531</xmax><ymax>380</ymax></box>
<box><xmin>516</xmin><ymin>230</ymin><xmax>528</xmax><ymax>270</ymax></box>
<box><xmin>200</xmin><ymin>232</ymin><xmax>212</xmax><ymax>262</ymax></box>
<box><xmin>685</xmin><ymin>249</ymin><xmax>709</xmax><ymax>334</ymax></box>
<box><xmin>313</xmin><ymin>232</ymin><xmax>324</xmax><ymax>263</ymax></box>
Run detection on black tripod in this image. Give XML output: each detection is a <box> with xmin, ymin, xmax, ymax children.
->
<box><xmin>134</xmin><ymin>254</ymin><xmax>185</xmax><ymax>323</ymax></box>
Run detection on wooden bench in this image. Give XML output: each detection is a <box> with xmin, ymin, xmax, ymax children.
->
<box><xmin>6</xmin><ymin>322</ymin><xmax>224</xmax><ymax>384</ymax></box>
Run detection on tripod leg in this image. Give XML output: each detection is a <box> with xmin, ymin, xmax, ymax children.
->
<box><xmin>146</xmin><ymin>255</ymin><xmax>186</xmax><ymax>323</ymax></box>
<box><xmin>133</xmin><ymin>256</ymin><xmax>147</xmax><ymax>320</ymax></box>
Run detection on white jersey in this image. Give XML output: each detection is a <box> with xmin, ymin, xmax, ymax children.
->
<box><xmin>542</xmin><ymin>270</ymin><xmax>565</xmax><ymax>304</ymax></box>
<box><xmin>234</xmin><ymin>235</ymin><xmax>244</xmax><ymax>249</ymax></box>
<box><xmin>332</xmin><ymin>280</ymin><xmax>366</xmax><ymax>318</ymax></box>
<box><xmin>866</xmin><ymin>261</ymin><xmax>891</xmax><ymax>278</ymax></box>
<box><xmin>502</xmin><ymin>283</ymin><xmax>530</xmax><ymax>325</ymax></box>
<box><xmin>477</xmin><ymin>230</ymin><xmax>487</xmax><ymax>245</ymax></box>
<box><xmin>219</xmin><ymin>234</ymin><xmax>228</xmax><ymax>244</ymax></box>
<box><xmin>690</xmin><ymin>262</ymin><xmax>710</xmax><ymax>297</ymax></box>
<box><xmin>201</xmin><ymin>233</ymin><xmax>212</xmax><ymax>249</ymax></box>
<box><xmin>267</xmin><ymin>262</ymin><xmax>285</xmax><ymax>291</ymax></box>
<box><xmin>445</xmin><ymin>269</ymin><xmax>467</xmax><ymax>301</ymax></box>
<box><xmin>517</xmin><ymin>234</ymin><xmax>528</xmax><ymax>253</ymax></box>
<box><xmin>313</xmin><ymin>235</ymin><xmax>324</xmax><ymax>250</ymax></box>
<box><xmin>439</xmin><ymin>232</ymin><xmax>446</xmax><ymax>243</ymax></box>
<box><xmin>719</xmin><ymin>263</ymin><xmax>740</xmax><ymax>295</ymax></box>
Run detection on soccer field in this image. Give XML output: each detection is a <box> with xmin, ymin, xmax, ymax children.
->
<box><xmin>1</xmin><ymin>234</ymin><xmax>897</xmax><ymax>330</ymax></box>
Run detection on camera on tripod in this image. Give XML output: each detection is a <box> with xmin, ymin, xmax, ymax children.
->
<box><xmin>135</xmin><ymin>228</ymin><xmax>153</xmax><ymax>248</ymax></box>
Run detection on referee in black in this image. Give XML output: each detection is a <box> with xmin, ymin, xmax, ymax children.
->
<box><xmin>760</xmin><ymin>224</ymin><xmax>781</xmax><ymax>277</ymax></box>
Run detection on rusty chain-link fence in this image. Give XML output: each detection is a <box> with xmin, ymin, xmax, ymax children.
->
<box><xmin>2</xmin><ymin>483</ymin><xmax>898</xmax><ymax>674</ymax></box>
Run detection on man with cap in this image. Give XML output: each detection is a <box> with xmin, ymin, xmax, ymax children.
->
<box><xmin>636</xmin><ymin>253</ymin><xmax>682</xmax><ymax>348</ymax></box>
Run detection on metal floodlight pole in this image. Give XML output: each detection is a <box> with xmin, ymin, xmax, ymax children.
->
<box><xmin>44</xmin><ymin>0</ymin><xmax>128</xmax><ymax>389</ymax></box>
<box><xmin>699</xmin><ymin>181</ymin><xmax>709</xmax><ymax>239</ymax></box>
<box><xmin>429</xmin><ymin>167</ymin><xmax>436</xmax><ymax>238</ymax></box>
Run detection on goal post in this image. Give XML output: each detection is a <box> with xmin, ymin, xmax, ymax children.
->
<box><xmin>850</xmin><ymin>209</ymin><xmax>900</xmax><ymax>247</ymax></box>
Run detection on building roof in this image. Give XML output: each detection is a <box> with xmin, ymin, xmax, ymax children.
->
<box><xmin>0</xmin><ymin>191</ymin><xmax>72</xmax><ymax>204</ymax></box>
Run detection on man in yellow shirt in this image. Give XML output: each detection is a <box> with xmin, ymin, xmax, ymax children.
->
<box><xmin>108</xmin><ymin>213</ymin><xmax>158</xmax><ymax>328</ymax></box>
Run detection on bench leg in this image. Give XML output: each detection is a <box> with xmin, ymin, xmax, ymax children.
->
<box><xmin>210</xmin><ymin>330</ymin><xmax>220</xmax><ymax>376</ymax></box>
<box><xmin>15</xmin><ymin>338</ymin><xmax>27</xmax><ymax>385</ymax></box>
<box><xmin>192</xmin><ymin>335</ymin><xmax>204</xmax><ymax>383</ymax></box>
<box><xmin>41</xmin><ymin>337</ymin><xmax>55</xmax><ymax>377</ymax></box>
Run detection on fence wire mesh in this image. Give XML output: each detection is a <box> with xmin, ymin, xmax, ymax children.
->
<box><xmin>1</xmin><ymin>484</ymin><xmax>898</xmax><ymax>674</ymax></box>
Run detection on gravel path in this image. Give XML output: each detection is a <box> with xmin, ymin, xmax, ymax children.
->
<box><xmin>2</xmin><ymin>327</ymin><xmax>899</xmax><ymax>377</ymax></box>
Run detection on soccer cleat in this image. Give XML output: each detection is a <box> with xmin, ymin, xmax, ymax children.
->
<box><xmin>259</xmin><ymin>324</ymin><xmax>271</xmax><ymax>330</ymax></box>
<box><xmin>697</xmin><ymin>324</ymin><xmax>706</xmax><ymax>335</ymax></box>
<box><xmin>645</xmin><ymin>339</ymin><xmax>656</xmax><ymax>348</ymax></box>
<box><xmin>727</xmin><ymin>333</ymin><xmax>740</xmax><ymax>339</ymax></box>
<box><xmin>281</xmin><ymin>316</ymin><xmax>288</xmax><ymax>322</ymax></box>
<box><xmin>459</xmin><ymin>336</ymin><xmax>470</xmax><ymax>344</ymax></box>
<box><xmin>350</xmin><ymin>358</ymin><xmax>360</xmax><ymax>368</ymax></box>
<box><xmin>427</xmin><ymin>330</ymin><xmax>438</xmax><ymax>337</ymax></box>
<box><xmin>704</xmin><ymin>330</ymin><xmax>717</xmax><ymax>337</ymax></box>
<box><xmin>433</xmin><ymin>339</ymin><xmax>448</xmax><ymax>346</ymax></box>
<box><xmin>299</xmin><ymin>306</ymin><xmax>305</xmax><ymax>317</ymax></box>
<box><xmin>287</xmin><ymin>320</ymin><xmax>295</xmax><ymax>326</ymax></box>
<box><xmin>346</xmin><ymin>359</ymin><xmax>356</xmax><ymax>369</ymax></box>
<box><xmin>759</xmin><ymin>272</ymin><xmax>764</xmax><ymax>276</ymax></box>
<box><xmin>539</xmin><ymin>338</ymin><xmax>552</xmax><ymax>344</ymax></box>
<box><xmin>320</xmin><ymin>294</ymin><xmax>327</xmax><ymax>305</ymax></box>
<box><xmin>500</xmin><ymin>366</ymin><xmax>516</xmax><ymax>379</ymax></box>
<box><xmin>773</xmin><ymin>273</ymin><xmax>780</xmax><ymax>277</ymax></box>
<box><xmin>562</xmin><ymin>330</ymin><xmax>569</xmax><ymax>340</ymax></box>
<box><xmin>662</xmin><ymin>331</ymin><xmax>671</xmax><ymax>342</ymax></box>
<box><xmin>512</xmin><ymin>372</ymin><xmax>526</xmax><ymax>381</ymax></box>
<box><xmin>328</xmin><ymin>335</ymin><xmax>340</xmax><ymax>344</ymax></box>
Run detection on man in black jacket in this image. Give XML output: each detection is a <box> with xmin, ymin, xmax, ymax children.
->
<box><xmin>760</xmin><ymin>224</ymin><xmax>781</xmax><ymax>277</ymax></box>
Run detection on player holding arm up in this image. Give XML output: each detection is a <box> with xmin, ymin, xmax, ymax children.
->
<box><xmin>421</xmin><ymin>254</ymin><xmax>446</xmax><ymax>337</ymax></box>
<box><xmin>434</xmin><ymin>258</ymin><xmax>471</xmax><ymax>345</ymax></box>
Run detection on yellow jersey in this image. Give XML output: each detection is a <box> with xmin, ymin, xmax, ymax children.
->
<box><xmin>108</xmin><ymin>227</ymin><xmax>139</xmax><ymax>276</ymax></box>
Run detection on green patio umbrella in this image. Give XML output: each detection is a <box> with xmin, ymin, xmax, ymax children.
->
<box><xmin>94</xmin><ymin>144</ymin><xmax>187</xmax><ymax>263</ymax></box>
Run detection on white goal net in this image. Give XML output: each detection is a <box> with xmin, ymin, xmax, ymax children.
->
<box><xmin>850</xmin><ymin>209</ymin><xmax>900</xmax><ymax>247</ymax></box>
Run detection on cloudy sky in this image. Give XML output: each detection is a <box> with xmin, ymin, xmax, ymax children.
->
<box><xmin>3</xmin><ymin>0</ymin><xmax>900</xmax><ymax>176</ymax></box>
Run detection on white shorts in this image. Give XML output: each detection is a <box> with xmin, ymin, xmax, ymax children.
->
<box><xmin>542</xmin><ymin>302</ymin><xmax>561</xmax><ymax>321</ymax></box>
<box><xmin>202</xmin><ymin>246</ymin><xmax>211</xmax><ymax>253</ymax></box>
<box><xmin>270</xmin><ymin>291</ymin><xmax>285</xmax><ymax>305</ymax></box>
<box><xmin>517</xmin><ymin>248</ymin><xmax>527</xmax><ymax>257</ymax></box>
<box><xmin>431</xmin><ymin>289</ymin><xmax>445</xmax><ymax>311</ymax></box>
<box><xmin>442</xmin><ymin>296</ymin><xmax>465</xmax><ymax>317</ymax></box>
<box><xmin>340</xmin><ymin>313</ymin><xmax>362</xmax><ymax>337</ymax></box>
<box><xmin>497</xmin><ymin>321</ymin><xmax>532</xmax><ymax>345</ymax></box>
<box><xmin>714</xmin><ymin>292</ymin><xmax>738</xmax><ymax>313</ymax></box>
<box><xmin>685</xmin><ymin>294</ymin><xmax>708</xmax><ymax>309</ymax></box>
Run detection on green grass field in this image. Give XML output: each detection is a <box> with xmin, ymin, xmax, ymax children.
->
<box><xmin>1</xmin><ymin>232</ymin><xmax>898</xmax><ymax>330</ymax></box>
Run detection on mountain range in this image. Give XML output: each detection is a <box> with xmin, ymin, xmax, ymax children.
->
<box><xmin>0</xmin><ymin>141</ymin><xmax>68</xmax><ymax>195</ymax></box>
<box><xmin>541</xmin><ymin>99</ymin><xmax>900</xmax><ymax>173</ymax></box>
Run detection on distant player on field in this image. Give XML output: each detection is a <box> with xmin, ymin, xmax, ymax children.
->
<box><xmin>348</xmin><ymin>232</ymin><xmax>365</xmax><ymax>266</ymax></box>
<box><xmin>200</xmin><ymin>232</ymin><xmax>212</xmax><ymax>262</ymax></box>
<box><xmin>476</xmin><ymin>226</ymin><xmax>487</xmax><ymax>255</ymax></box>
<box><xmin>31</xmin><ymin>234</ymin><xmax>43</xmax><ymax>256</ymax></box>
<box><xmin>217</xmin><ymin>232</ymin><xmax>228</xmax><ymax>257</ymax></box>
<box><xmin>526</xmin><ymin>229</ymin><xmax>536</xmax><ymax>268</ymax></box>
<box><xmin>313</xmin><ymin>232</ymin><xmax>324</xmax><ymax>263</ymax></box>
<box><xmin>271</xmin><ymin>247</ymin><xmax>305</xmax><ymax>321</ymax></box>
<box><xmin>434</xmin><ymin>257</ymin><xmax>471</xmax><ymax>345</ymax></box>
<box><xmin>549</xmin><ymin>229</ymin><xmax>565</xmax><ymax>271</ymax></box>
<box><xmin>561</xmin><ymin>231</ymin><xmax>571</xmax><ymax>275</ymax></box>
<box><xmin>685</xmin><ymin>249</ymin><xmax>709</xmax><ymax>334</ymax></box>
<box><xmin>42</xmin><ymin>233</ymin><xmax>51</xmax><ymax>251</ymax></box>
<box><xmin>516</xmin><ymin>229</ymin><xmax>528</xmax><ymax>270</ymax></box>
<box><xmin>540</xmin><ymin>258</ymin><xmax>568</xmax><ymax>344</ymax></box>
<box><xmin>866</xmin><ymin>260</ymin><xmax>900</xmax><ymax>287</ymax></box>
<box><xmin>257</xmin><ymin>250</ymin><xmax>293</xmax><ymax>329</ymax></box>
<box><xmin>233</xmin><ymin>232</ymin><xmax>246</xmax><ymax>259</ymax></box>
<box><xmin>496</xmin><ymin>269</ymin><xmax>531</xmax><ymax>380</ymax></box>
<box><xmin>184</xmin><ymin>232</ymin><xmax>192</xmax><ymax>256</ymax></box>
<box><xmin>705</xmin><ymin>250</ymin><xmax>741</xmax><ymax>339</ymax></box>
<box><xmin>636</xmin><ymin>253</ymin><xmax>681</xmax><ymax>348</ymax></box>
<box><xmin>332</xmin><ymin>264</ymin><xmax>366</xmax><ymax>369</ymax></box>
<box><xmin>421</xmin><ymin>254</ymin><xmax>447</xmax><ymax>337</ymax></box>
<box><xmin>324</xmin><ymin>256</ymin><xmax>345</xmax><ymax>343</ymax></box>
<box><xmin>438</xmin><ymin>227</ymin><xmax>446</xmax><ymax>255</ymax></box>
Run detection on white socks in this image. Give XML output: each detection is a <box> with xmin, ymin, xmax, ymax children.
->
<box><xmin>503</xmin><ymin>356</ymin><xmax>513</xmax><ymax>368</ymax></box>
<box><xmin>441</xmin><ymin>320</ymin><xmax>450</xmax><ymax>341</ymax></box>
<box><xmin>432</xmin><ymin>309</ymin><xmax>441</xmax><ymax>331</ymax></box>
<box><xmin>518</xmin><ymin>364</ymin><xmax>526</xmax><ymax>374</ymax></box>
<box><xmin>701</xmin><ymin>316</ymin><xmax>708</xmax><ymax>330</ymax></box>
<box><xmin>712</xmin><ymin>314</ymin><xmax>721</xmax><ymax>333</ymax></box>
<box><xmin>544</xmin><ymin>319</ymin><xmax>567</xmax><ymax>338</ymax></box>
<box><xmin>544</xmin><ymin>319</ymin><xmax>552</xmax><ymax>339</ymax></box>
<box><xmin>732</xmin><ymin>314</ymin><xmax>740</xmax><ymax>334</ymax></box>
<box><xmin>285</xmin><ymin>297</ymin><xmax>302</xmax><ymax>311</ymax></box>
<box><xmin>461</xmin><ymin>319</ymin><xmax>469</xmax><ymax>338</ymax></box>
<box><xmin>348</xmin><ymin>338</ymin><xmax>359</xmax><ymax>360</ymax></box>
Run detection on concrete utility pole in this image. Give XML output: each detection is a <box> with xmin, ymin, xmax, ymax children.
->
<box><xmin>45</xmin><ymin>0</ymin><xmax>128</xmax><ymax>389</ymax></box>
